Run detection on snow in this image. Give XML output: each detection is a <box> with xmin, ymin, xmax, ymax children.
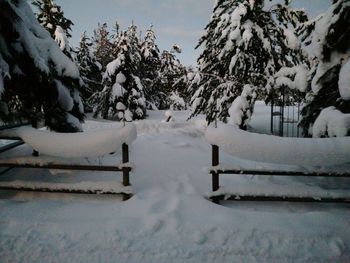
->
<box><xmin>0</xmin><ymin>106</ymin><xmax>349</xmax><ymax>262</ymax></box>
<box><xmin>55</xmin><ymin>80</ymin><xmax>74</xmax><ymax>111</ymax></box>
<box><xmin>339</xmin><ymin>58</ymin><xmax>350</xmax><ymax>100</ymax></box>
<box><xmin>206</xmin><ymin>123</ymin><xmax>350</xmax><ymax>166</ymax></box>
<box><xmin>312</xmin><ymin>106</ymin><xmax>350</xmax><ymax>138</ymax></box>
<box><xmin>283</xmin><ymin>28</ymin><xmax>300</xmax><ymax>50</ymax></box>
<box><xmin>54</xmin><ymin>26</ymin><xmax>69</xmax><ymax>51</ymax></box>
<box><xmin>116</xmin><ymin>72</ymin><xmax>126</xmax><ymax>84</ymax></box>
<box><xmin>275</xmin><ymin>65</ymin><xmax>308</xmax><ymax>92</ymax></box>
<box><xmin>0</xmin><ymin>122</ymin><xmax>137</xmax><ymax>158</ymax></box>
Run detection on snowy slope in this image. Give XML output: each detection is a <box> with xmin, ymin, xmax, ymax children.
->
<box><xmin>0</xmin><ymin>107</ymin><xmax>349</xmax><ymax>263</ymax></box>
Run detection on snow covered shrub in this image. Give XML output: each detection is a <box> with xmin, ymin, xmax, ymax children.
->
<box><xmin>299</xmin><ymin>0</ymin><xmax>350</xmax><ymax>136</ymax></box>
<box><xmin>312</xmin><ymin>106</ymin><xmax>350</xmax><ymax>137</ymax></box>
<box><xmin>0</xmin><ymin>0</ymin><xmax>84</xmax><ymax>132</ymax></box>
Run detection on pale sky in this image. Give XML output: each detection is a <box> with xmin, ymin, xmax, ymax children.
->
<box><xmin>33</xmin><ymin>0</ymin><xmax>330</xmax><ymax>67</ymax></box>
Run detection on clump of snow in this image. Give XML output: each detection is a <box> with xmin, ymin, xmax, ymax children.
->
<box><xmin>228</xmin><ymin>84</ymin><xmax>256</xmax><ymax>127</ymax></box>
<box><xmin>206</xmin><ymin>123</ymin><xmax>350</xmax><ymax>166</ymax></box>
<box><xmin>54</xmin><ymin>26</ymin><xmax>69</xmax><ymax>51</ymax></box>
<box><xmin>283</xmin><ymin>28</ymin><xmax>300</xmax><ymax>50</ymax></box>
<box><xmin>338</xmin><ymin>58</ymin><xmax>350</xmax><ymax>100</ymax></box>
<box><xmin>0</xmin><ymin>123</ymin><xmax>137</xmax><ymax>158</ymax></box>
<box><xmin>169</xmin><ymin>91</ymin><xmax>186</xmax><ymax>111</ymax></box>
<box><xmin>275</xmin><ymin>65</ymin><xmax>308</xmax><ymax>92</ymax></box>
<box><xmin>116</xmin><ymin>102</ymin><xmax>126</xmax><ymax>111</ymax></box>
<box><xmin>116</xmin><ymin>72</ymin><xmax>126</xmax><ymax>84</ymax></box>
<box><xmin>312</xmin><ymin>106</ymin><xmax>350</xmax><ymax>138</ymax></box>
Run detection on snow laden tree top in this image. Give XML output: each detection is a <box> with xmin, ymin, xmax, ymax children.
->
<box><xmin>92</xmin><ymin>23</ymin><xmax>114</xmax><ymax>70</ymax></box>
<box><xmin>298</xmin><ymin>0</ymin><xmax>350</xmax><ymax>137</ymax></box>
<box><xmin>190</xmin><ymin>0</ymin><xmax>308</xmax><ymax>127</ymax></box>
<box><xmin>0</xmin><ymin>0</ymin><xmax>84</xmax><ymax>132</ymax></box>
<box><xmin>32</xmin><ymin>0</ymin><xmax>73</xmax><ymax>38</ymax></box>
<box><xmin>140</xmin><ymin>24</ymin><xmax>161</xmax><ymax>110</ymax></box>
<box><xmin>91</xmin><ymin>23</ymin><xmax>146</xmax><ymax>121</ymax></box>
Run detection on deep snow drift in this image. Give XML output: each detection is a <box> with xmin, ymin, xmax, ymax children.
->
<box><xmin>0</xmin><ymin>105</ymin><xmax>349</xmax><ymax>263</ymax></box>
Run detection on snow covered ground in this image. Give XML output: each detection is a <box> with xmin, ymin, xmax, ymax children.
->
<box><xmin>1</xmin><ymin>104</ymin><xmax>350</xmax><ymax>262</ymax></box>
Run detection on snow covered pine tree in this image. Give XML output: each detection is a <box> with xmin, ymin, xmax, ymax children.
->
<box><xmin>32</xmin><ymin>0</ymin><xmax>73</xmax><ymax>38</ymax></box>
<box><xmin>91</xmin><ymin>22</ymin><xmax>146</xmax><ymax>121</ymax></box>
<box><xmin>76</xmin><ymin>31</ymin><xmax>103</xmax><ymax>105</ymax></box>
<box><xmin>158</xmin><ymin>46</ymin><xmax>187</xmax><ymax>110</ymax></box>
<box><xmin>140</xmin><ymin>25</ymin><xmax>161</xmax><ymax>110</ymax></box>
<box><xmin>0</xmin><ymin>0</ymin><xmax>84</xmax><ymax>132</ymax></box>
<box><xmin>298</xmin><ymin>0</ymin><xmax>350</xmax><ymax>137</ymax></box>
<box><xmin>190</xmin><ymin>0</ymin><xmax>308</xmax><ymax>129</ymax></box>
<box><xmin>92</xmin><ymin>23</ymin><xmax>114</xmax><ymax>71</ymax></box>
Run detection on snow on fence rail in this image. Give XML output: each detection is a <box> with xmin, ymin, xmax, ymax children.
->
<box><xmin>0</xmin><ymin>123</ymin><xmax>137</xmax><ymax>198</ymax></box>
<box><xmin>205</xmin><ymin>124</ymin><xmax>350</xmax><ymax>203</ymax></box>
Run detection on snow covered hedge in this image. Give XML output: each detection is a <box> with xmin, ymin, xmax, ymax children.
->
<box><xmin>0</xmin><ymin>0</ymin><xmax>84</xmax><ymax>132</ymax></box>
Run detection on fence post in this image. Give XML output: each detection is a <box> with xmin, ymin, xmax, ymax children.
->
<box><xmin>122</xmin><ymin>143</ymin><xmax>130</xmax><ymax>186</ymax></box>
<box><xmin>212</xmin><ymin>145</ymin><xmax>219</xmax><ymax>192</ymax></box>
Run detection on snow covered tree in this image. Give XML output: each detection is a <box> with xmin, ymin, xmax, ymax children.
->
<box><xmin>190</xmin><ymin>0</ymin><xmax>308</xmax><ymax>128</ymax></box>
<box><xmin>158</xmin><ymin>47</ymin><xmax>187</xmax><ymax>109</ymax></box>
<box><xmin>0</xmin><ymin>0</ymin><xmax>84</xmax><ymax>132</ymax></box>
<box><xmin>92</xmin><ymin>23</ymin><xmax>114</xmax><ymax>70</ymax></box>
<box><xmin>298</xmin><ymin>0</ymin><xmax>350</xmax><ymax>137</ymax></box>
<box><xmin>90</xmin><ymin>23</ymin><xmax>146</xmax><ymax>120</ymax></box>
<box><xmin>32</xmin><ymin>0</ymin><xmax>73</xmax><ymax>38</ymax></box>
<box><xmin>140</xmin><ymin>25</ymin><xmax>161</xmax><ymax>109</ymax></box>
<box><xmin>76</xmin><ymin>31</ymin><xmax>103</xmax><ymax>104</ymax></box>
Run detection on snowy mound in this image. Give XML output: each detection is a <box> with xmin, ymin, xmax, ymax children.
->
<box><xmin>206</xmin><ymin>124</ymin><xmax>350</xmax><ymax>166</ymax></box>
<box><xmin>0</xmin><ymin>123</ymin><xmax>137</xmax><ymax>158</ymax></box>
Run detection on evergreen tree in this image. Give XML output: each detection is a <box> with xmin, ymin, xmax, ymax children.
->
<box><xmin>92</xmin><ymin>23</ymin><xmax>114</xmax><ymax>70</ymax></box>
<box><xmin>0</xmin><ymin>0</ymin><xmax>84</xmax><ymax>132</ymax></box>
<box><xmin>76</xmin><ymin>31</ymin><xmax>103</xmax><ymax>104</ymax></box>
<box><xmin>140</xmin><ymin>25</ymin><xmax>161</xmax><ymax>109</ymax></box>
<box><xmin>298</xmin><ymin>0</ymin><xmax>350</xmax><ymax>136</ymax></box>
<box><xmin>158</xmin><ymin>46</ymin><xmax>187</xmax><ymax>109</ymax></box>
<box><xmin>90</xmin><ymin>23</ymin><xmax>146</xmax><ymax>120</ymax></box>
<box><xmin>32</xmin><ymin>0</ymin><xmax>73</xmax><ymax>38</ymax></box>
<box><xmin>190</xmin><ymin>0</ymin><xmax>308</xmax><ymax>128</ymax></box>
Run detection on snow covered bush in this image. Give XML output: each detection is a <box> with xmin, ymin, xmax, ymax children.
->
<box><xmin>0</xmin><ymin>0</ymin><xmax>84</xmax><ymax>132</ymax></box>
<box><xmin>312</xmin><ymin>106</ymin><xmax>350</xmax><ymax>138</ymax></box>
<box><xmin>299</xmin><ymin>0</ymin><xmax>350</xmax><ymax>136</ymax></box>
<box><xmin>190</xmin><ymin>0</ymin><xmax>308</xmax><ymax>129</ymax></box>
<box><xmin>91</xmin><ymin>23</ymin><xmax>146</xmax><ymax>120</ymax></box>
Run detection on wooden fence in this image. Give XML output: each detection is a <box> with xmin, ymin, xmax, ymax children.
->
<box><xmin>210</xmin><ymin>145</ymin><xmax>350</xmax><ymax>204</ymax></box>
<box><xmin>0</xmin><ymin>123</ymin><xmax>133</xmax><ymax>200</ymax></box>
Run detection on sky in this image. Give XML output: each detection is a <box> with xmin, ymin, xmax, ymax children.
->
<box><xmin>31</xmin><ymin>0</ymin><xmax>330</xmax><ymax>67</ymax></box>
